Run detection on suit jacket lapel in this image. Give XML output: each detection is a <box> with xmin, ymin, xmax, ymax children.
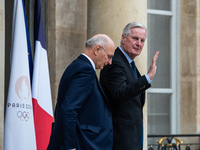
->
<box><xmin>116</xmin><ymin>48</ymin><xmax>135</xmax><ymax>77</ymax></box>
<box><xmin>95</xmin><ymin>75</ymin><xmax>107</xmax><ymax>99</ymax></box>
<box><xmin>79</xmin><ymin>54</ymin><xmax>110</xmax><ymax>106</ymax></box>
<box><xmin>116</xmin><ymin>48</ymin><xmax>138</xmax><ymax>80</ymax></box>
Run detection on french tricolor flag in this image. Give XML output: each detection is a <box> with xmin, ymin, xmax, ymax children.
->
<box><xmin>32</xmin><ymin>0</ymin><xmax>54</xmax><ymax>150</ymax></box>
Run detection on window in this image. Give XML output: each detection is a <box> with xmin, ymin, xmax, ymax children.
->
<box><xmin>147</xmin><ymin>0</ymin><xmax>179</xmax><ymax>135</ymax></box>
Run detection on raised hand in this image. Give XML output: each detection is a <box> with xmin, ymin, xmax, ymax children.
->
<box><xmin>147</xmin><ymin>51</ymin><xmax>160</xmax><ymax>80</ymax></box>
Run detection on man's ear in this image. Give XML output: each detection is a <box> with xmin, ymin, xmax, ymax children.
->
<box><xmin>94</xmin><ymin>45</ymin><xmax>101</xmax><ymax>56</ymax></box>
<box><xmin>121</xmin><ymin>35</ymin><xmax>126</xmax><ymax>44</ymax></box>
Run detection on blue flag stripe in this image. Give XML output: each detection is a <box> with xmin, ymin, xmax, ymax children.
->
<box><xmin>22</xmin><ymin>0</ymin><xmax>33</xmax><ymax>83</ymax></box>
<box><xmin>34</xmin><ymin>0</ymin><xmax>46</xmax><ymax>50</ymax></box>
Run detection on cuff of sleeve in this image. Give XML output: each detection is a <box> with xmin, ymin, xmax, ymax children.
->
<box><xmin>145</xmin><ymin>74</ymin><xmax>152</xmax><ymax>84</ymax></box>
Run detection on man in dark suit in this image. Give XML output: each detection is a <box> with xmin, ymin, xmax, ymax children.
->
<box><xmin>47</xmin><ymin>34</ymin><xmax>115</xmax><ymax>150</ymax></box>
<box><xmin>100</xmin><ymin>22</ymin><xmax>159</xmax><ymax>150</ymax></box>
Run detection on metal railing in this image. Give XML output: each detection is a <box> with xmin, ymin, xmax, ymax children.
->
<box><xmin>148</xmin><ymin>134</ymin><xmax>200</xmax><ymax>150</ymax></box>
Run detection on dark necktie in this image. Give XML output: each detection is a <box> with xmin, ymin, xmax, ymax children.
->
<box><xmin>131</xmin><ymin>61</ymin><xmax>138</xmax><ymax>79</ymax></box>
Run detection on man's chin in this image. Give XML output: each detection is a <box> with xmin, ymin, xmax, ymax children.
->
<box><xmin>134</xmin><ymin>52</ymin><xmax>141</xmax><ymax>56</ymax></box>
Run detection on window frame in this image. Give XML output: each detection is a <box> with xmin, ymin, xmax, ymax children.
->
<box><xmin>147</xmin><ymin>0</ymin><xmax>179</xmax><ymax>134</ymax></box>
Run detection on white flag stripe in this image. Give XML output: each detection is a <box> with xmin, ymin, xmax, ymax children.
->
<box><xmin>32</xmin><ymin>40</ymin><xmax>53</xmax><ymax>116</ymax></box>
<box><xmin>4</xmin><ymin>0</ymin><xmax>36</xmax><ymax>150</ymax></box>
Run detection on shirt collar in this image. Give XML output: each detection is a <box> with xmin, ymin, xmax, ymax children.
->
<box><xmin>119</xmin><ymin>46</ymin><xmax>133</xmax><ymax>64</ymax></box>
<box><xmin>81</xmin><ymin>53</ymin><xmax>95</xmax><ymax>70</ymax></box>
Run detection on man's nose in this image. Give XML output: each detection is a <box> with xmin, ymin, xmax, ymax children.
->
<box><xmin>108</xmin><ymin>59</ymin><xmax>112</xmax><ymax>65</ymax></box>
<box><xmin>136</xmin><ymin>40</ymin><xmax>142</xmax><ymax>46</ymax></box>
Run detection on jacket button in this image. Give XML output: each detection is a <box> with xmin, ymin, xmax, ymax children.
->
<box><xmin>140</xmin><ymin>85</ymin><xmax>146</xmax><ymax>90</ymax></box>
<box><xmin>110</xmin><ymin>129</ymin><xmax>113</xmax><ymax>132</ymax></box>
<box><xmin>108</xmin><ymin>114</ymin><xmax>112</xmax><ymax>117</ymax></box>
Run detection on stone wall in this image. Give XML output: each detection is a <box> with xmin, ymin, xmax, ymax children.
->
<box><xmin>0</xmin><ymin>0</ymin><xmax>4</xmax><ymax>149</ymax></box>
<box><xmin>48</xmin><ymin>0</ymin><xmax>87</xmax><ymax>109</ymax></box>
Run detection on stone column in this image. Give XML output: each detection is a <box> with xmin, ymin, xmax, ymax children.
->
<box><xmin>0</xmin><ymin>0</ymin><xmax>5</xmax><ymax>149</ymax></box>
<box><xmin>48</xmin><ymin>0</ymin><xmax>87</xmax><ymax>110</ymax></box>
<box><xmin>87</xmin><ymin>0</ymin><xmax>148</xmax><ymax>148</ymax></box>
<box><xmin>179</xmin><ymin>0</ymin><xmax>200</xmax><ymax>146</ymax></box>
<box><xmin>179</xmin><ymin>0</ymin><xmax>199</xmax><ymax>133</ymax></box>
<box><xmin>197</xmin><ymin>1</ymin><xmax>200</xmax><ymax>134</ymax></box>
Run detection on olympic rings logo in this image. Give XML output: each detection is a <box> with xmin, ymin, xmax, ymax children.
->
<box><xmin>17</xmin><ymin>111</ymin><xmax>30</xmax><ymax>122</ymax></box>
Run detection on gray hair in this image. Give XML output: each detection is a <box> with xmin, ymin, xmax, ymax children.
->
<box><xmin>120</xmin><ymin>22</ymin><xmax>147</xmax><ymax>43</ymax></box>
<box><xmin>86</xmin><ymin>36</ymin><xmax>108</xmax><ymax>48</ymax></box>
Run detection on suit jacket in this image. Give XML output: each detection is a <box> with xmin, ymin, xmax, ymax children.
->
<box><xmin>100</xmin><ymin>47</ymin><xmax>151</xmax><ymax>150</ymax></box>
<box><xmin>47</xmin><ymin>54</ymin><xmax>113</xmax><ymax>150</ymax></box>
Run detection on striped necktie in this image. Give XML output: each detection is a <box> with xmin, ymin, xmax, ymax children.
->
<box><xmin>131</xmin><ymin>61</ymin><xmax>138</xmax><ymax>79</ymax></box>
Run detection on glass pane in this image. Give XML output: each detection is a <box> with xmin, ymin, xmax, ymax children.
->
<box><xmin>148</xmin><ymin>94</ymin><xmax>170</xmax><ymax>114</ymax></box>
<box><xmin>147</xmin><ymin>14</ymin><xmax>171</xmax><ymax>88</ymax></box>
<box><xmin>148</xmin><ymin>115</ymin><xmax>170</xmax><ymax>134</ymax></box>
<box><xmin>148</xmin><ymin>93</ymin><xmax>171</xmax><ymax>135</ymax></box>
<box><xmin>147</xmin><ymin>0</ymin><xmax>171</xmax><ymax>11</ymax></box>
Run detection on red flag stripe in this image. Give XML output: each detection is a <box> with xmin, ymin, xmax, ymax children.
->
<box><xmin>32</xmin><ymin>98</ymin><xmax>54</xmax><ymax>150</ymax></box>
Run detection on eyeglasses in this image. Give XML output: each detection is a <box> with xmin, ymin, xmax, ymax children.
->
<box><xmin>101</xmin><ymin>46</ymin><xmax>113</xmax><ymax>60</ymax></box>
